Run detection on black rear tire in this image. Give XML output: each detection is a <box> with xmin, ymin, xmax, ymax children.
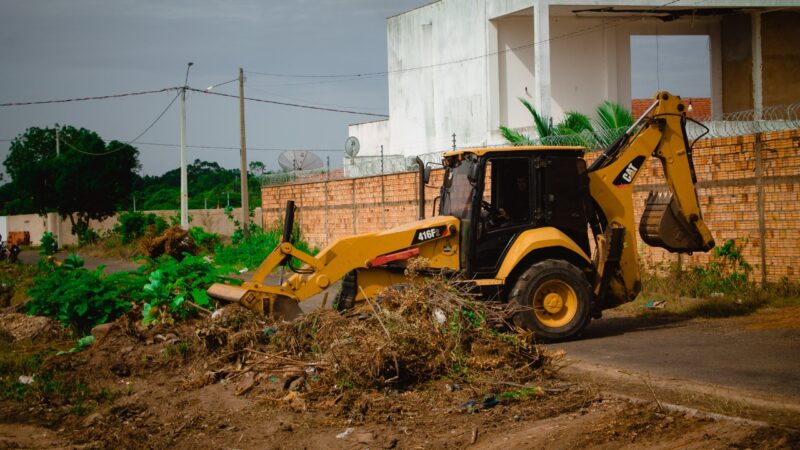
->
<box><xmin>509</xmin><ymin>259</ymin><xmax>592</xmax><ymax>341</ymax></box>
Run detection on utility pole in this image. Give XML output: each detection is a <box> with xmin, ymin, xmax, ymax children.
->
<box><xmin>55</xmin><ymin>126</ymin><xmax>62</xmax><ymax>250</ymax></box>
<box><xmin>180</xmin><ymin>62</ymin><xmax>193</xmax><ymax>230</ymax></box>
<box><xmin>239</xmin><ymin>67</ymin><xmax>250</xmax><ymax>238</ymax></box>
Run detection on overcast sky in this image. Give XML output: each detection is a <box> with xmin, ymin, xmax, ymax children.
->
<box><xmin>1</xmin><ymin>1</ymin><xmax>711</xmax><ymax>177</ymax></box>
<box><xmin>631</xmin><ymin>35</ymin><xmax>711</xmax><ymax>99</ymax></box>
<box><xmin>0</xmin><ymin>0</ymin><xmax>430</xmax><ymax>176</ymax></box>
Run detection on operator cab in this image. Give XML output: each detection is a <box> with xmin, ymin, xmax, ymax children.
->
<box><xmin>439</xmin><ymin>147</ymin><xmax>591</xmax><ymax>278</ymax></box>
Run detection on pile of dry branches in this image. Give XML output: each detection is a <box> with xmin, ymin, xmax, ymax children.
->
<box><xmin>191</xmin><ymin>274</ymin><xmax>552</xmax><ymax>396</ymax></box>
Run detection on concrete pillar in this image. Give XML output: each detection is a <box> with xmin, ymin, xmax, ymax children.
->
<box><xmin>751</xmin><ymin>12</ymin><xmax>763</xmax><ymax>120</ymax></box>
<box><xmin>533</xmin><ymin>0</ymin><xmax>551</xmax><ymax>119</ymax></box>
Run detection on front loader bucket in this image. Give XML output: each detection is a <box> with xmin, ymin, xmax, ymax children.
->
<box><xmin>639</xmin><ymin>191</ymin><xmax>714</xmax><ymax>253</ymax></box>
<box><xmin>207</xmin><ymin>283</ymin><xmax>248</xmax><ymax>303</ymax></box>
<box><xmin>207</xmin><ymin>283</ymin><xmax>302</xmax><ymax>321</ymax></box>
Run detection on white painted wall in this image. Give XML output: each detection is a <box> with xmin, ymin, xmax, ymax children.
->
<box><xmin>386</xmin><ymin>0</ymin><xmax>491</xmax><ymax>157</ymax></box>
<box><xmin>0</xmin><ymin>217</ymin><xmax>7</xmax><ymax>243</ymax></box>
<box><xmin>496</xmin><ymin>16</ymin><xmax>535</xmax><ymax>129</ymax></box>
<box><xmin>347</xmin><ymin>119</ymin><xmax>389</xmax><ymax>158</ymax></box>
<box><xmin>347</xmin><ymin>0</ymin><xmax>735</xmax><ymax>160</ymax></box>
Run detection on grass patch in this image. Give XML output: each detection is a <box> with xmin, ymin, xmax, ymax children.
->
<box><xmin>626</xmin><ymin>239</ymin><xmax>800</xmax><ymax>320</ymax></box>
<box><xmin>0</xmin><ymin>341</ymin><xmax>119</xmax><ymax>415</ymax></box>
<box><xmin>0</xmin><ymin>261</ymin><xmax>40</xmax><ymax>307</ymax></box>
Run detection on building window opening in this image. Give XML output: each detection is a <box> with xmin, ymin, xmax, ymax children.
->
<box><xmin>630</xmin><ymin>35</ymin><xmax>712</xmax><ymax>119</ymax></box>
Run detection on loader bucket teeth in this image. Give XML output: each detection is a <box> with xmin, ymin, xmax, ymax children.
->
<box><xmin>639</xmin><ymin>191</ymin><xmax>711</xmax><ymax>252</ymax></box>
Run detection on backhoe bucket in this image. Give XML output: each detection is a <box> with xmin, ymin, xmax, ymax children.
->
<box><xmin>639</xmin><ymin>191</ymin><xmax>712</xmax><ymax>253</ymax></box>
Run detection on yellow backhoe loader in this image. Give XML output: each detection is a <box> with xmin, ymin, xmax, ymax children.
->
<box><xmin>208</xmin><ymin>91</ymin><xmax>714</xmax><ymax>340</ymax></box>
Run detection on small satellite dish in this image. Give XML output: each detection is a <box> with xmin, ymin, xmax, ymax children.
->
<box><xmin>278</xmin><ymin>150</ymin><xmax>324</xmax><ymax>172</ymax></box>
<box><xmin>344</xmin><ymin>136</ymin><xmax>360</xmax><ymax>158</ymax></box>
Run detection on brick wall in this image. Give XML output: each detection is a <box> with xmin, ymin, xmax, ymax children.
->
<box><xmin>632</xmin><ymin>98</ymin><xmax>711</xmax><ymax>120</ymax></box>
<box><xmin>262</xmin><ymin>130</ymin><xmax>800</xmax><ymax>282</ymax></box>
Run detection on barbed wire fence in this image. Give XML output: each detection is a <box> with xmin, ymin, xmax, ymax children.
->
<box><xmin>262</xmin><ymin>101</ymin><xmax>800</xmax><ymax>186</ymax></box>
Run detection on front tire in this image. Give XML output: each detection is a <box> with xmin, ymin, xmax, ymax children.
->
<box><xmin>509</xmin><ymin>259</ymin><xmax>592</xmax><ymax>341</ymax></box>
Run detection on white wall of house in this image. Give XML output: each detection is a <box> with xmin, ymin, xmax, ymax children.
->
<box><xmin>385</xmin><ymin>0</ymin><xmax>491</xmax><ymax>158</ymax></box>
<box><xmin>347</xmin><ymin>119</ymin><xmax>390</xmax><ymax>159</ymax></box>
<box><xmin>0</xmin><ymin>217</ymin><xmax>7</xmax><ymax>243</ymax></box>
<box><xmin>348</xmin><ymin>0</ymin><xmax>777</xmax><ymax>160</ymax></box>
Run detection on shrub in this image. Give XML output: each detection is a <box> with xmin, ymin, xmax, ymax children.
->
<box><xmin>140</xmin><ymin>254</ymin><xmax>238</xmax><ymax>325</ymax></box>
<box><xmin>213</xmin><ymin>222</ymin><xmax>317</xmax><ymax>270</ymax></box>
<box><xmin>690</xmin><ymin>238</ymin><xmax>752</xmax><ymax>296</ymax></box>
<box><xmin>188</xmin><ymin>226</ymin><xmax>220</xmax><ymax>253</ymax></box>
<box><xmin>26</xmin><ymin>253</ymin><xmax>236</xmax><ymax>332</ymax></box>
<box><xmin>26</xmin><ymin>255</ymin><xmax>136</xmax><ymax>334</ymax></box>
<box><xmin>39</xmin><ymin>232</ymin><xmax>58</xmax><ymax>256</ymax></box>
<box><xmin>116</xmin><ymin>211</ymin><xmax>168</xmax><ymax>243</ymax></box>
<box><xmin>75</xmin><ymin>224</ymin><xmax>99</xmax><ymax>246</ymax></box>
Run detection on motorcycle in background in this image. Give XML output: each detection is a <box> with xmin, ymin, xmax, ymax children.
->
<box><xmin>0</xmin><ymin>241</ymin><xmax>20</xmax><ymax>263</ymax></box>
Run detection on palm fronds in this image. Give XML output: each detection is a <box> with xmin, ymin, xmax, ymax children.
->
<box><xmin>519</xmin><ymin>98</ymin><xmax>555</xmax><ymax>138</ymax></box>
<box><xmin>499</xmin><ymin>126</ymin><xmax>532</xmax><ymax>146</ymax></box>
<box><xmin>595</xmin><ymin>101</ymin><xmax>633</xmax><ymax>132</ymax></box>
<box><xmin>499</xmin><ymin>98</ymin><xmax>634</xmax><ymax>151</ymax></box>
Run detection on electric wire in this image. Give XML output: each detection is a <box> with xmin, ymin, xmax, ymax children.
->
<box><xmin>128</xmin><ymin>90</ymin><xmax>181</xmax><ymax>144</ymax></box>
<box><xmin>0</xmin><ymin>87</ymin><xmax>180</xmax><ymax>107</ymax></box>
<box><xmin>189</xmin><ymin>87</ymin><xmax>389</xmax><ymax>117</ymax></box>
<box><xmin>247</xmin><ymin>0</ymin><xmax>690</xmax><ymax>81</ymax></box>
<box><xmin>0</xmin><ymin>138</ymin><xmax>342</xmax><ymax>153</ymax></box>
<box><xmin>245</xmin><ymin>85</ymin><xmax>387</xmax><ymax>111</ymax></box>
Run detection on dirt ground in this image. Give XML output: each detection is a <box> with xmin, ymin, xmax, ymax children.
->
<box><xmin>1</xmin><ymin>305</ymin><xmax>797</xmax><ymax>450</ymax></box>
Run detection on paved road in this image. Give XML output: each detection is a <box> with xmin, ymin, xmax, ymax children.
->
<box><xmin>553</xmin><ymin>310</ymin><xmax>800</xmax><ymax>400</ymax></box>
<box><xmin>18</xmin><ymin>250</ymin><xmax>140</xmax><ymax>273</ymax></box>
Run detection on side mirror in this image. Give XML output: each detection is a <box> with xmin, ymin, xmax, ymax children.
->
<box><xmin>467</xmin><ymin>162</ymin><xmax>479</xmax><ymax>183</ymax></box>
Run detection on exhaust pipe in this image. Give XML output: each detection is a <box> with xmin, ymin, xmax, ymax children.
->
<box><xmin>416</xmin><ymin>157</ymin><xmax>425</xmax><ymax>220</ymax></box>
<box><xmin>280</xmin><ymin>200</ymin><xmax>296</xmax><ymax>268</ymax></box>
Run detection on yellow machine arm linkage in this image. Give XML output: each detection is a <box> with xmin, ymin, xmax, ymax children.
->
<box><xmin>588</xmin><ymin>91</ymin><xmax>715</xmax><ymax>307</ymax></box>
<box><xmin>207</xmin><ymin>206</ymin><xmax>460</xmax><ymax>319</ymax></box>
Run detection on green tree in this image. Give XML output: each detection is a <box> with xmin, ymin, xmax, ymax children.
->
<box><xmin>2</xmin><ymin>125</ymin><xmax>140</xmax><ymax>235</ymax></box>
<box><xmin>133</xmin><ymin>159</ymin><xmax>262</xmax><ymax>211</ymax></box>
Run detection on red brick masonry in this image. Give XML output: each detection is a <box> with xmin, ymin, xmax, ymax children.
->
<box><xmin>262</xmin><ymin>129</ymin><xmax>800</xmax><ymax>283</ymax></box>
<box><xmin>632</xmin><ymin>97</ymin><xmax>711</xmax><ymax>120</ymax></box>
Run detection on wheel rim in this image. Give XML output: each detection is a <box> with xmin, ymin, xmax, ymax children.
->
<box><xmin>531</xmin><ymin>279</ymin><xmax>578</xmax><ymax>329</ymax></box>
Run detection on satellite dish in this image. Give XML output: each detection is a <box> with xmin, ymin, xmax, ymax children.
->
<box><xmin>278</xmin><ymin>150</ymin><xmax>324</xmax><ymax>172</ymax></box>
<box><xmin>344</xmin><ymin>136</ymin><xmax>360</xmax><ymax>158</ymax></box>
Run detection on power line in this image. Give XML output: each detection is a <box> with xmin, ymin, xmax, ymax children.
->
<box><xmin>58</xmin><ymin>138</ymin><xmax>127</xmax><ymax>156</ymax></box>
<box><xmin>246</xmin><ymin>85</ymin><xmax>388</xmax><ymax>111</ymax></box>
<box><xmin>246</xmin><ymin>73</ymin><xmax>387</xmax><ymax>88</ymax></box>
<box><xmin>0</xmin><ymin>87</ymin><xmax>180</xmax><ymax>107</ymax></box>
<box><xmin>134</xmin><ymin>141</ymin><xmax>344</xmax><ymax>152</ymax></box>
<box><xmin>0</xmin><ymin>138</ymin><xmax>343</xmax><ymax>154</ymax></box>
<box><xmin>128</xmin><ymin>90</ymin><xmax>181</xmax><ymax>144</ymax></box>
<box><xmin>247</xmin><ymin>70</ymin><xmax>386</xmax><ymax>79</ymax></box>
<box><xmin>0</xmin><ymin>85</ymin><xmax>387</xmax><ymax>117</ymax></box>
<box><xmin>189</xmin><ymin>87</ymin><xmax>389</xmax><ymax>117</ymax></box>
<box><xmin>247</xmin><ymin>0</ymin><xmax>689</xmax><ymax>81</ymax></box>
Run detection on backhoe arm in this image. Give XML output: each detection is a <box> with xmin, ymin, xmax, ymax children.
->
<box><xmin>588</xmin><ymin>92</ymin><xmax>715</xmax><ymax>307</ymax></box>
